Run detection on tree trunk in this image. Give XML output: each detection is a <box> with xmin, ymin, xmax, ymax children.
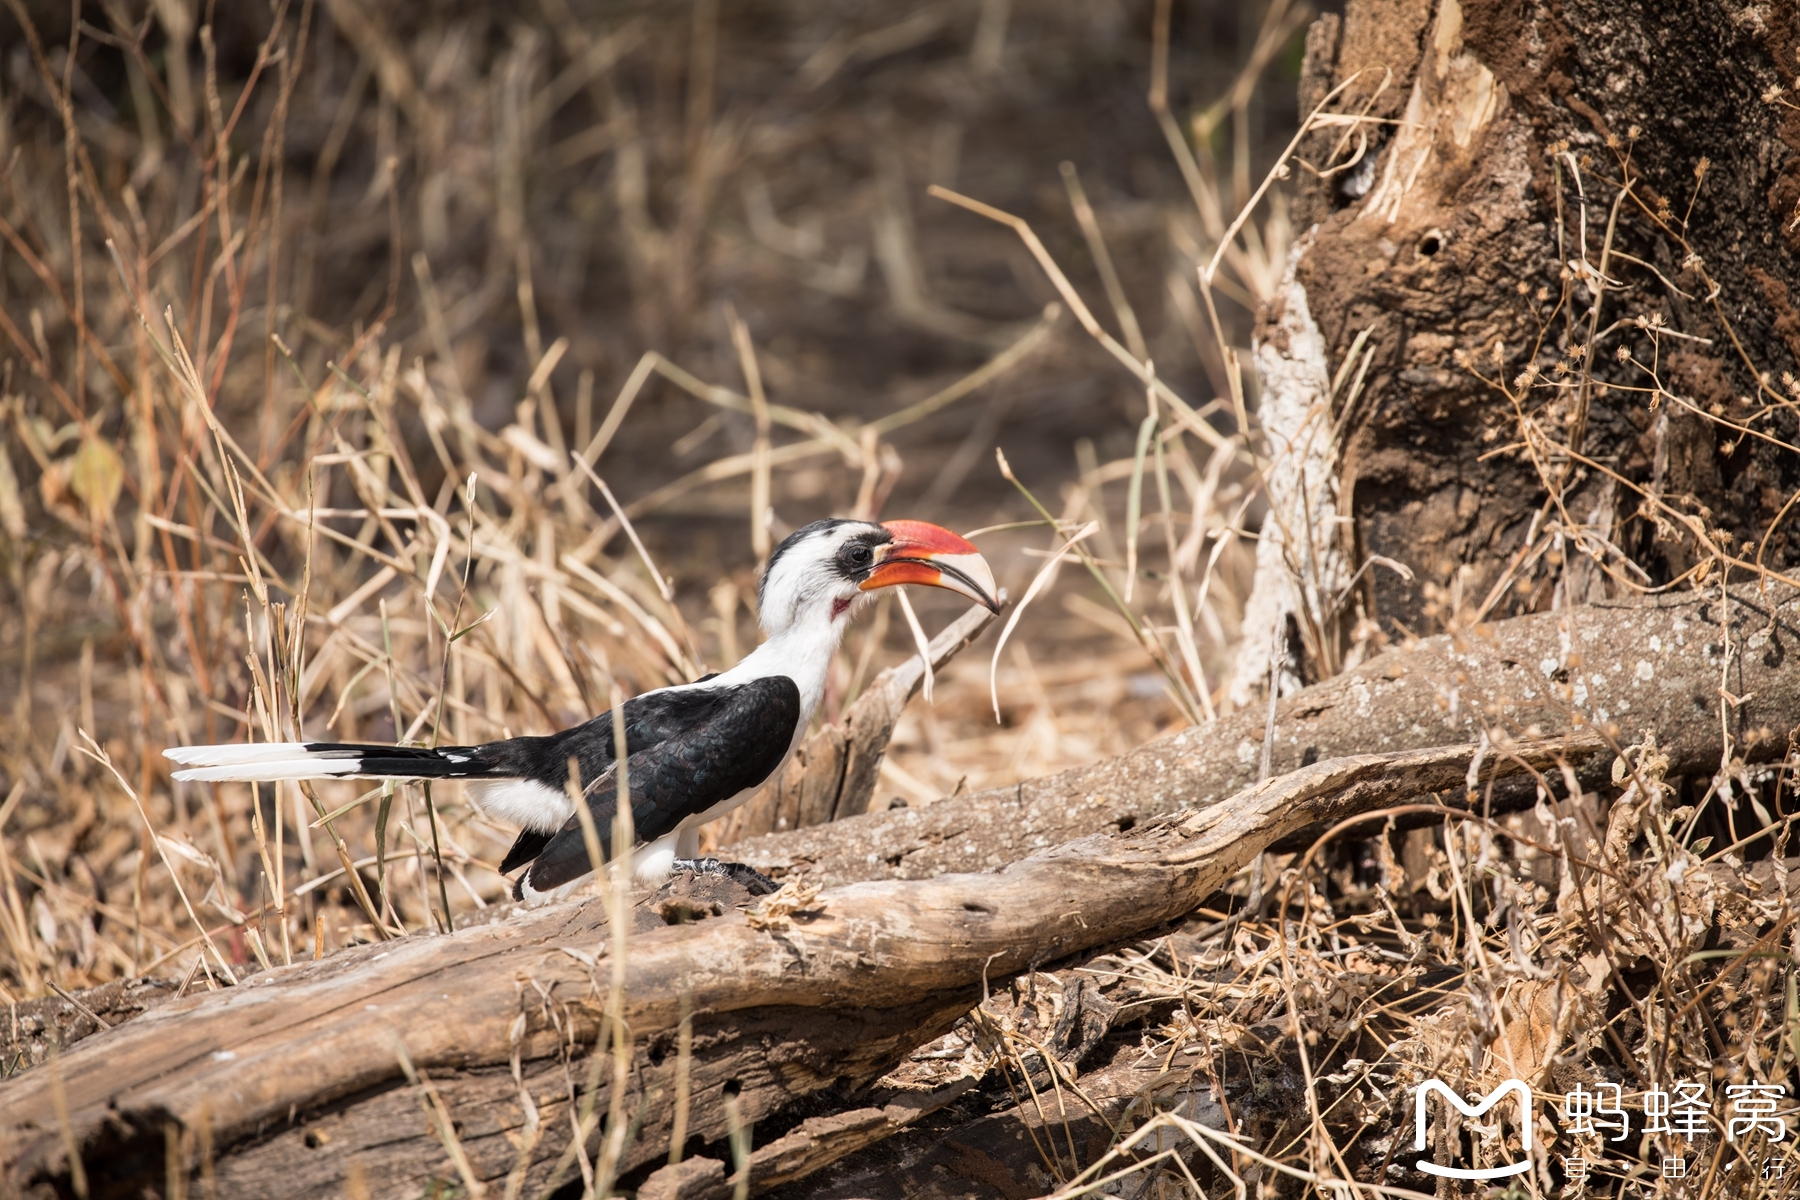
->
<box><xmin>1250</xmin><ymin>0</ymin><xmax>1800</xmax><ymax>681</ymax></box>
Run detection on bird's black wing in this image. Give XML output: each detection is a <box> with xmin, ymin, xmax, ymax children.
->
<box><xmin>499</xmin><ymin>829</ymin><xmax>555</xmax><ymax>874</ymax></box>
<box><xmin>469</xmin><ymin>672</ymin><xmax>730</xmax><ymax>794</ymax></box>
<box><xmin>521</xmin><ymin>675</ymin><xmax>802</xmax><ymax>892</ymax></box>
<box><xmin>282</xmin><ymin>677</ymin><xmax>742</xmax><ymax>877</ymax></box>
<box><xmin>282</xmin><ymin>674</ymin><xmax>730</xmax><ymax>788</ymax></box>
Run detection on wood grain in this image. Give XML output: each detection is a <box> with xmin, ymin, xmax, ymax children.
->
<box><xmin>738</xmin><ymin>583</ymin><xmax>1800</xmax><ymax>887</ymax></box>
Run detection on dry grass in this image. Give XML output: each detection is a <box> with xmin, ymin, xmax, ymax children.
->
<box><xmin>996</xmin><ymin>143</ymin><xmax>1800</xmax><ymax>1200</ymax></box>
<box><xmin>6</xmin><ymin>1</ymin><xmax>1798</xmax><ymax>1198</ymax></box>
<box><xmin>0</xmin><ymin>0</ymin><xmax>1289</xmax><ymax>1010</ymax></box>
<box><xmin>872</xmin><ymin>735</ymin><xmax>1799</xmax><ymax>1199</ymax></box>
<box><xmin>1457</xmin><ymin>141</ymin><xmax>1800</xmax><ymax>612</ymax></box>
<box><xmin>778</xmin><ymin>49</ymin><xmax>1800</xmax><ymax>1200</ymax></box>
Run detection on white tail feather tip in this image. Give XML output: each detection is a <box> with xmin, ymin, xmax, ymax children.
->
<box><xmin>171</xmin><ymin>760</ymin><xmax>362</xmax><ymax>783</ymax></box>
<box><xmin>163</xmin><ymin>743</ymin><xmax>328</xmax><ymax>767</ymax></box>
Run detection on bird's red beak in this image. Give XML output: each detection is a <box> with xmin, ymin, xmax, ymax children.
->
<box><xmin>859</xmin><ymin>520</ymin><xmax>1000</xmax><ymax>612</ymax></box>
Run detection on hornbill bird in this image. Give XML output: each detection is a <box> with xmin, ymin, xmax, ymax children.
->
<box><xmin>164</xmin><ymin>519</ymin><xmax>998</xmax><ymax>902</ymax></box>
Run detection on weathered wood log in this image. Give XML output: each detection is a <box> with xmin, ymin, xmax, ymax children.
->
<box><xmin>754</xmin><ymin>1019</ymin><xmax>1228</xmax><ymax>1200</ymax></box>
<box><xmin>0</xmin><ymin>734</ymin><xmax>1597</xmax><ymax>1198</ymax></box>
<box><xmin>737</xmin><ymin>583</ymin><xmax>1800</xmax><ymax>888</ymax></box>
<box><xmin>0</xmin><ymin>977</ymin><xmax>178</xmax><ymax>1079</ymax></box>
<box><xmin>713</xmin><ymin>602</ymin><xmax>999</xmax><ymax>844</ymax></box>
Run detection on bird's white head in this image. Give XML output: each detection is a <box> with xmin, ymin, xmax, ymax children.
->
<box><xmin>756</xmin><ymin>518</ymin><xmax>999</xmax><ymax>637</ymax></box>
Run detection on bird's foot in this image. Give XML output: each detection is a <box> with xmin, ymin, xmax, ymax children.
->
<box><xmin>670</xmin><ymin>858</ymin><xmax>782</xmax><ymax>896</ymax></box>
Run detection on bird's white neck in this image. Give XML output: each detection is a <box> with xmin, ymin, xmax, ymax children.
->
<box><xmin>708</xmin><ymin>603</ymin><xmax>854</xmax><ymax>732</ymax></box>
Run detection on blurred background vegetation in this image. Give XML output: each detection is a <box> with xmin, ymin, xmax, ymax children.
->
<box><xmin>0</xmin><ymin>0</ymin><xmax>1314</xmax><ymax>993</ymax></box>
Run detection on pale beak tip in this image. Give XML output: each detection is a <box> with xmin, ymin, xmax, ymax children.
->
<box><xmin>867</xmin><ymin>521</ymin><xmax>1001</xmax><ymax>611</ymax></box>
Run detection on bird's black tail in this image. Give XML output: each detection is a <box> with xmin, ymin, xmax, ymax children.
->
<box><xmin>164</xmin><ymin>741</ymin><xmax>503</xmax><ymax>783</ymax></box>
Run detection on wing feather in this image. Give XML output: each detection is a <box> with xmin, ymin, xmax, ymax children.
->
<box><xmin>521</xmin><ymin>676</ymin><xmax>802</xmax><ymax>892</ymax></box>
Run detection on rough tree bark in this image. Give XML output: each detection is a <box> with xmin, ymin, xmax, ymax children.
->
<box><xmin>740</xmin><ymin>582</ymin><xmax>1800</xmax><ymax>888</ymax></box>
<box><xmin>1242</xmin><ymin>0</ymin><xmax>1800</xmax><ymax>685</ymax></box>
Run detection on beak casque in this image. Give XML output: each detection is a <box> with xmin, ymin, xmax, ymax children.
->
<box><xmin>859</xmin><ymin>519</ymin><xmax>1000</xmax><ymax>612</ymax></box>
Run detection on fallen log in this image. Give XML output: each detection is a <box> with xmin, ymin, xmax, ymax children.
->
<box><xmin>738</xmin><ymin>582</ymin><xmax>1800</xmax><ymax>887</ymax></box>
<box><xmin>4</xmin><ymin>587</ymin><xmax>1788</xmax><ymax>1196</ymax></box>
<box><xmin>0</xmin><ymin>734</ymin><xmax>1598</xmax><ymax>1198</ymax></box>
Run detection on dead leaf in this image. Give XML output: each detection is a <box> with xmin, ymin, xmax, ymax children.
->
<box><xmin>67</xmin><ymin>437</ymin><xmax>123</xmax><ymax>518</ymax></box>
<box><xmin>746</xmin><ymin>878</ymin><xmax>822</xmax><ymax>930</ymax></box>
<box><xmin>1492</xmin><ymin>979</ymin><xmax>1560</xmax><ymax>1084</ymax></box>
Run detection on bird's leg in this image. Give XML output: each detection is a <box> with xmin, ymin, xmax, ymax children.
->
<box><xmin>717</xmin><ymin>861</ymin><xmax>782</xmax><ymax>895</ymax></box>
<box><xmin>669</xmin><ymin>858</ymin><xmax>782</xmax><ymax>896</ymax></box>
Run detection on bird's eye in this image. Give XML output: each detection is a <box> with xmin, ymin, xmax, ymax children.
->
<box><xmin>840</xmin><ymin>542</ymin><xmax>873</xmax><ymax>570</ymax></box>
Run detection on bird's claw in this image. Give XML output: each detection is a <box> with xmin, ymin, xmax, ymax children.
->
<box><xmin>670</xmin><ymin>857</ymin><xmax>782</xmax><ymax>896</ymax></box>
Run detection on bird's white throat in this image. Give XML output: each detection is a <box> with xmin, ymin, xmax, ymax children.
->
<box><xmin>707</xmin><ymin>593</ymin><xmax>862</xmax><ymax>731</ymax></box>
